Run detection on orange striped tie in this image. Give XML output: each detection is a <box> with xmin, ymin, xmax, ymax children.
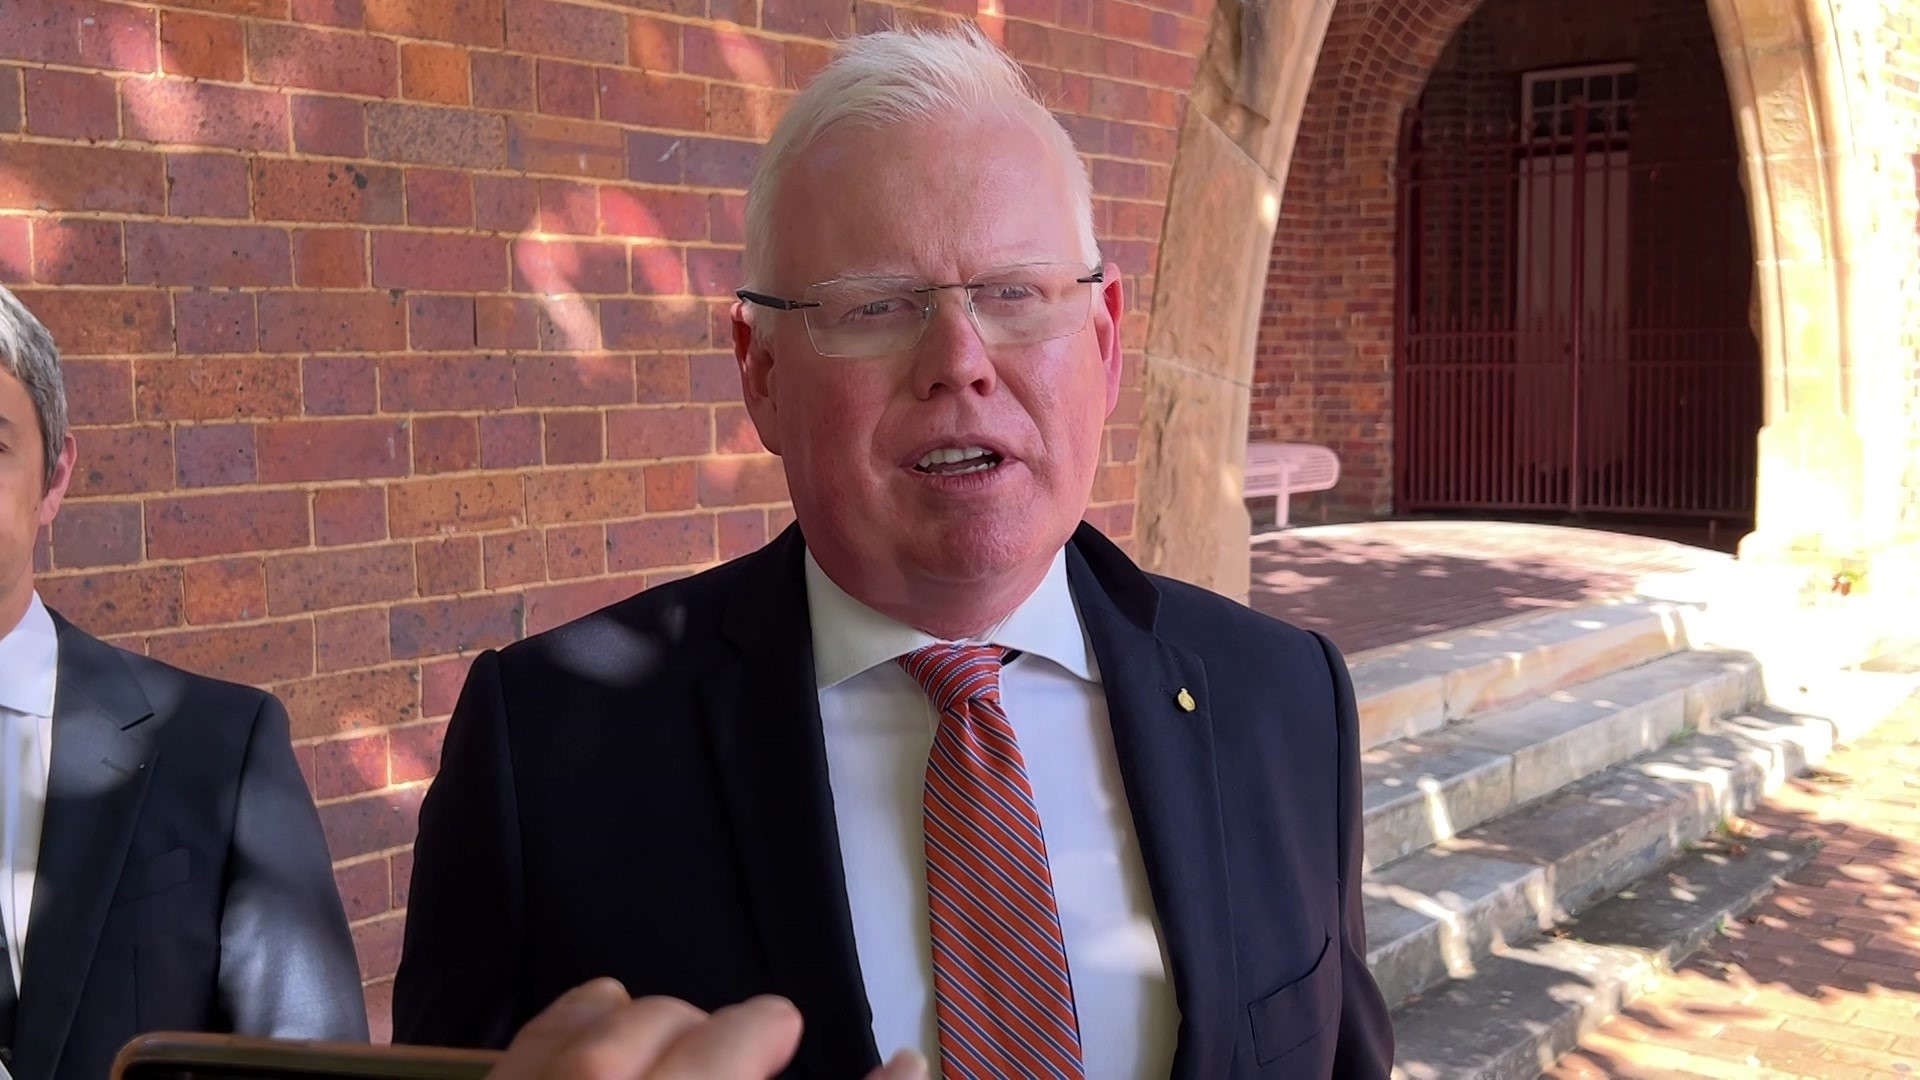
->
<box><xmin>898</xmin><ymin>644</ymin><xmax>1084</xmax><ymax>1080</ymax></box>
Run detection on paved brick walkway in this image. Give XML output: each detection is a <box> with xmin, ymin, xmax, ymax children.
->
<box><xmin>1248</xmin><ymin>520</ymin><xmax>1731</xmax><ymax>656</ymax></box>
<box><xmin>1545</xmin><ymin>680</ymin><xmax>1920</xmax><ymax>1080</ymax></box>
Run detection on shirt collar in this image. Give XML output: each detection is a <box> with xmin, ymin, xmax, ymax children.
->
<box><xmin>804</xmin><ymin>546</ymin><xmax>1100</xmax><ymax>691</ymax></box>
<box><xmin>0</xmin><ymin>591</ymin><xmax>58</xmax><ymax>718</ymax></box>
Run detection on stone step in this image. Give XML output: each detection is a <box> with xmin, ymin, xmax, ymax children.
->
<box><xmin>1349</xmin><ymin>599</ymin><xmax>1701</xmax><ymax>750</ymax></box>
<box><xmin>1361</xmin><ymin>648</ymin><xmax>1762</xmax><ymax>869</ymax></box>
<box><xmin>1387</xmin><ymin>834</ymin><xmax>1819</xmax><ymax>1080</ymax></box>
<box><xmin>1361</xmin><ymin>695</ymin><xmax>1861</xmax><ymax>1010</ymax></box>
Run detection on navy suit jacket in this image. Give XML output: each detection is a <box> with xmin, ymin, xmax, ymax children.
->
<box><xmin>393</xmin><ymin>523</ymin><xmax>1393</xmax><ymax>1077</ymax></box>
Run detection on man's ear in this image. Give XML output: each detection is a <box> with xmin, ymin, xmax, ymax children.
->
<box><xmin>1095</xmin><ymin>260</ymin><xmax>1125</xmax><ymax>416</ymax></box>
<box><xmin>37</xmin><ymin>432</ymin><xmax>75</xmax><ymax>528</ymax></box>
<box><xmin>732</xmin><ymin>301</ymin><xmax>782</xmax><ymax>456</ymax></box>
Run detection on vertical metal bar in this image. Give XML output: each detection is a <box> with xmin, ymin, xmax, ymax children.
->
<box><xmin>1394</xmin><ymin>109</ymin><xmax>1412</xmax><ymax>510</ymax></box>
<box><xmin>1568</xmin><ymin>99</ymin><xmax>1587</xmax><ymax>514</ymax></box>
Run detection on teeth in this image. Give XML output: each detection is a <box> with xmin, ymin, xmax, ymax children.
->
<box><xmin>916</xmin><ymin>446</ymin><xmax>993</xmax><ymax>469</ymax></box>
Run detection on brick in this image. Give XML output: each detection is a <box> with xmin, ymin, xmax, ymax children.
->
<box><xmin>402</xmin><ymin>43</ymin><xmax>470</xmax><ymax>106</ymax></box>
<box><xmin>717</xmin><ymin>508</ymin><xmax>767</xmax><ymax>560</ymax></box>
<box><xmin>762</xmin><ymin>0</ymin><xmax>851</xmax><ymax>36</ymax></box>
<box><xmin>542</xmin><ymin>410</ymin><xmax>602</xmax><ymax>465</ymax></box>
<box><xmin>126</xmin><ymin>223</ymin><xmax>290</xmax><ymax>288</ymax></box>
<box><xmin>28</xmin><ymin>219</ymin><xmax>119</xmax><ymax>286</ymax></box>
<box><xmin>258</xmin><ymin>418</ymin><xmax>408</xmax><ymax>483</ymax></box>
<box><xmin>38</xmin><ymin>566</ymin><xmax>183</xmax><ymax>637</ymax></box>
<box><xmin>473</xmin><ymin>174</ymin><xmax>537</xmax><ymax>233</ymax></box>
<box><xmin>476</xmin><ymin>296</ymin><xmax>538</xmax><ymax>349</ymax></box>
<box><xmin>511</xmin><ymin>356</ymin><xmax>628</xmax><ymax>409</ymax></box>
<box><xmin>182</xmin><ymin>557</ymin><xmax>267</xmax><ymax>624</ymax></box>
<box><xmin>159</xmin><ymin>0</ymin><xmax>287</xmax><ymax>16</ymax></box>
<box><xmin>390</xmin><ymin>594</ymin><xmax>523</xmax><ymax>659</ymax></box>
<box><xmin>537</xmin><ymin>59</ymin><xmax>596</xmax><ymax>118</ymax></box>
<box><xmin>291</xmin><ymin>94</ymin><xmax>366</xmax><ymax>158</ymax></box>
<box><xmin>387</xmin><ymin>476</ymin><xmax>525</xmax><ymax>537</ymax></box>
<box><xmin>314</xmin><ymin>485</ymin><xmax>387</xmax><ymax>546</ymax></box>
<box><xmin>525</xmin><ymin>465</ymin><xmax>649</xmax><ymax>525</ymax></box>
<box><xmin>253</xmin><ymin>161</ymin><xmax>403</xmax><ymax>226</ymax></box>
<box><xmin>512</xmin><ymin>238</ymin><xmax>628</xmax><ymax>295</ymax></box>
<box><xmin>259</xmin><ymin>292</ymin><xmax>406</xmax><ymax>353</ymax></box>
<box><xmin>644</xmin><ymin>461</ymin><xmax>695</xmax><ymax>512</ymax></box>
<box><xmin>419</xmin><ymin>654</ymin><xmax>474</xmax><ymax>717</ymax></box>
<box><xmin>686</xmin><ymin>247</ymin><xmax>742</xmax><ymax>297</ymax></box>
<box><xmin>406</xmin><ymin>294</ymin><xmax>477</xmax><ymax>352</ymax></box>
<box><xmin>601</xmin><ymin>187</ymin><xmax>705</xmax><ymax>241</ymax></box>
<box><xmin>303</xmin><ymin>356</ymin><xmax>379</xmax><ymax>416</ymax></box>
<box><xmin>353</xmin><ymin>912</ymin><xmax>407</xmax><ymax>980</ymax></box>
<box><xmin>173</xmin><ymin>290</ymin><xmax>257</xmax><ymax>354</ymax></box>
<box><xmin>399</xmin><ymin>170</ymin><xmax>469</xmax><ymax>229</ymax></box>
<box><xmin>318</xmin><ymin>787</ymin><xmax>424</xmax><ymax>861</ymax></box>
<box><xmin>3</xmin><ymin>1</ymin><xmax>158</xmax><ymax>72</ymax></box>
<box><xmin>708</xmin><ymin>193</ymin><xmax>745</xmax><ymax>244</ymax></box>
<box><xmin>479</xmin><ymin>412</ymin><xmax>540</xmax><ymax>468</ymax></box>
<box><xmin>293</xmin><ymin>0</ymin><xmax>364</xmax><ymax>27</ymax></box>
<box><xmin>0</xmin><ymin>69</ymin><xmax>15</xmax><ymax>135</ymax></box>
<box><xmin>379</xmin><ymin>355</ymin><xmax>515</xmax><ymax>412</ymax></box>
<box><xmin>626</xmin><ymin>14</ymin><xmax>680</xmax><ymax>70</ymax></box>
<box><xmin>157</xmin><ymin>11</ymin><xmax>242</xmax><ymax>82</ymax></box>
<box><xmin>607</xmin><ymin>513</ymin><xmax>714</xmax><ymax>572</ymax></box>
<box><xmin>523</xmin><ymin>574</ymin><xmax>644</xmax><ymax>634</ymax></box>
<box><xmin>175</xmin><ymin>423</ymin><xmax>257</xmax><ymax>487</ymax></box>
<box><xmin>601</xmin><ymin>298</ymin><xmax>709</xmax><ymax>350</ymax></box>
<box><xmin>137</xmin><ymin>356</ymin><xmax>300</xmax><ymax>420</ymax></box>
<box><xmin>482</xmin><ymin>529</ymin><xmax>545</xmax><ymax>588</ymax></box>
<box><xmin>543</xmin><ymin>523</ymin><xmax>603</xmax><ymax>578</ymax></box>
<box><xmin>697</xmin><ymin>455</ymin><xmax>787</xmax><ymax>506</ymax></box>
<box><xmin>415</xmin><ymin>535</ymin><xmax>481</xmax><ymax>596</ymax></box>
<box><xmin>706</xmin><ymin>84</ymin><xmax>783</xmax><ymax>140</ymax></box>
<box><xmin>51</xmin><ymin>501</ymin><xmax>142</xmax><ymax>568</ymax></box>
<box><xmin>507</xmin><ymin>0</ymin><xmax>625</xmax><ymax>64</ymax></box>
<box><xmin>316</xmin><ymin>607</ymin><xmax>390</xmax><ymax>671</ymax></box>
<box><xmin>714</xmin><ymin>404</ymin><xmax>763</xmax><ymax>454</ymax></box>
<box><xmin>0</xmin><ymin>143</ymin><xmax>165</xmax><ymax>215</ymax></box>
<box><xmin>683</xmin><ymin>27</ymin><xmax>782</xmax><ymax>87</ymax></box>
<box><xmin>292</xmin><ymin>229</ymin><xmax>367</xmax><ymax>289</ymax></box>
<box><xmin>596</xmin><ymin>69</ymin><xmax>704</xmax><ymax>130</ymax></box>
<box><xmin>390</xmin><ymin>720</ymin><xmax>447</xmax><ymax>783</ymax></box>
<box><xmin>334</xmin><ymin>854</ymin><xmax>391</xmax><ymax>919</ymax></box>
<box><xmin>61</xmin><ymin>360</ymin><xmax>134</xmax><ymax>425</ymax></box>
<box><xmin>634</xmin><ymin>354</ymin><xmax>691</xmax><ymax>403</ymax></box>
<box><xmin>69</xmin><ymin>425</ymin><xmax>173</xmax><ymax>496</ymax></box>
<box><xmin>149</xmin><ymin>619</ymin><xmax>314</xmax><ymax>685</ymax></box>
<box><xmin>681</xmin><ymin>138</ymin><xmax>758</xmax><ymax>192</ymax></box>
<box><xmin>625</xmin><ymin>132</ymin><xmax>683</xmax><ymax>185</ymax></box>
<box><xmin>248</xmin><ymin>22</ymin><xmax>397</xmax><ymax>97</ymax></box>
<box><xmin>409</xmin><ymin>415</ymin><xmax>479</xmax><ymax>476</ymax></box>
<box><xmin>373</xmin><ymin>232</ymin><xmax>507</xmax><ymax>292</ymax></box>
<box><xmin>470</xmin><ymin>50</ymin><xmax>534</xmax><ymax>111</ymax></box>
<box><xmin>24</xmin><ymin>68</ymin><xmax>117</xmax><ymax>141</ymax></box>
<box><xmin>784</xmin><ymin>39</ymin><xmax>833</xmax><ymax>85</ymax></box>
<box><xmin>146</xmin><ymin>490</ymin><xmax>309</xmax><ymax>558</ymax></box>
<box><xmin>159</xmin><ymin>156</ymin><xmax>249</xmax><ymax>224</ymax></box>
<box><xmin>365</xmin><ymin>0</ymin><xmax>503</xmax><ymax>46</ymax></box>
<box><xmin>607</xmin><ymin>404</ymin><xmax>711</xmax><ymax>459</ymax></box>
<box><xmin>366</xmin><ymin>103</ymin><xmax>506</xmax><ymax>170</ymax></box>
<box><xmin>0</xmin><ymin>217</ymin><xmax>24</xmax><ymax>283</ymax></box>
<box><xmin>537</xmin><ymin>179</ymin><xmax>598</xmax><ymax>235</ymax></box>
<box><xmin>507</xmin><ymin>115</ymin><xmax>624</xmax><ymax>180</ymax></box>
<box><xmin>266</xmin><ymin>545</ymin><xmax>414</xmax><ymax>616</ymax></box>
<box><xmin>688</xmin><ymin>352</ymin><xmax>738</xmax><ymax>402</ymax></box>
<box><xmin>122</xmin><ymin>79</ymin><xmax>287</xmax><ymax>152</ymax></box>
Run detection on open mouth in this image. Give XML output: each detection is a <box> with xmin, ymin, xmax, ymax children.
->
<box><xmin>912</xmin><ymin>446</ymin><xmax>1005</xmax><ymax>476</ymax></box>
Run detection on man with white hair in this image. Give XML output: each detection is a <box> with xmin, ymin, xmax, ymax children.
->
<box><xmin>397</xmin><ymin>25</ymin><xmax>1393</xmax><ymax>1079</ymax></box>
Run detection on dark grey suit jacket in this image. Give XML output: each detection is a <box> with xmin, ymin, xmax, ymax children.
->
<box><xmin>10</xmin><ymin>614</ymin><xmax>367</xmax><ymax>1080</ymax></box>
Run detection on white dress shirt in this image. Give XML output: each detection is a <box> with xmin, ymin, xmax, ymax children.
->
<box><xmin>806</xmin><ymin>548</ymin><xmax>1178</xmax><ymax>1079</ymax></box>
<box><xmin>0</xmin><ymin>591</ymin><xmax>56</xmax><ymax>994</ymax></box>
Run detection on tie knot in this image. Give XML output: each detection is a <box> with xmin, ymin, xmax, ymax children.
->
<box><xmin>897</xmin><ymin>643</ymin><xmax>1008</xmax><ymax>712</ymax></box>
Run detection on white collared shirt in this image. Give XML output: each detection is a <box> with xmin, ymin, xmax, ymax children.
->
<box><xmin>806</xmin><ymin>548</ymin><xmax>1178</xmax><ymax>1079</ymax></box>
<box><xmin>0</xmin><ymin>592</ymin><xmax>56</xmax><ymax>993</ymax></box>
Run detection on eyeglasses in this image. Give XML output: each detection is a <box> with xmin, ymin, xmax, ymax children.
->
<box><xmin>736</xmin><ymin>261</ymin><xmax>1104</xmax><ymax>359</ymax></box>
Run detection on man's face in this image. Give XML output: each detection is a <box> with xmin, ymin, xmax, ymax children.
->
<box><xmin>735</xmin><ymin>110</ymin><xmax>1124</xmax><ymax>611</ymax></box>
<box><xmin>0</xmin><ymin>367</ymin><xmax>73</xmax><ymax>631</ymax></box>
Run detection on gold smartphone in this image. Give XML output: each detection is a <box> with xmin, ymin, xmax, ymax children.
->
<box><xmin>110</xmin><ymin>1033</ymin><xmax>500</xmax><ymax>1080</ymax></box>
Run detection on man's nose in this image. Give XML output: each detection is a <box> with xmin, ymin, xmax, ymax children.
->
<box><xmin>909</xmin><ymin>291</ymin><xmax>997</xmax><ymax>398</ymax></box>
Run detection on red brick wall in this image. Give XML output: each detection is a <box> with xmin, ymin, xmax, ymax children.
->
<box><xmin>0</xmin><ymin>0</ymin><xmax>1206</xmax><ymax>1035</ymax></box>
<box><xmin>1252</xmin><ymin>0</ymin><xmax>1741</xmax><ymax>522</ymax></box>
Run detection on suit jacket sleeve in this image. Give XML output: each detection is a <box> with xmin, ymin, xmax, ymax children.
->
<box><xmin>392</xmin><ymin>650</ymin><xmax>528</xmax><ymax>1048</ymax></box>
<box><xmin>1314</xmin><ymin>631</ymin><xmax>1396</xmax><ymax>1076</ymax></box>
<box><xmin>218</xmin><ymin>693</ymin><xmax>370</xmax><ymax>1040</ymax></box>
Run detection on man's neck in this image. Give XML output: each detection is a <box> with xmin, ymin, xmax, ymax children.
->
<box><xmin>821</xmin><ymin>556</ymin><xmax>1054</xmax><ymax>642</ymax></box>
<box><xmin>0</xmin><ymin>579</ymin><xmax>33</xmax><ymax>645</ymax></box>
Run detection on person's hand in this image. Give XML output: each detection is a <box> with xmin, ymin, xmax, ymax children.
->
<box><xmin>488</xmin><ymin>978</ymin><xmax>929</xmax><ymax>1080</ymax></box>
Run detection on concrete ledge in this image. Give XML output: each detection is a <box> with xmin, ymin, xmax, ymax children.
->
<box><xmin>1350</xmin><ymin>600</ymin><xmax>1700</xmax><ymax>749</ymax></box>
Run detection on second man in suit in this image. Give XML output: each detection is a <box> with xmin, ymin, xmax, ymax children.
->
<box><xmin>397</xmin><ymin>24</ymin><xmax>1393</xmax><ymax>1079</ymax></box>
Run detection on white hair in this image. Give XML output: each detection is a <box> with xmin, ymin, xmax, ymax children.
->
<box><xmin>0</xmin><ymin>286</ymin><xmax>67</xmax><ymax>489</ymax></box>
<box><xmin>741</xmin><ymin>23</ymin><xmax>1101</xmax><ymax>296</ymax></box>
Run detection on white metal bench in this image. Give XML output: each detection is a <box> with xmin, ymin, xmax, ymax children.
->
<box><xmin>1244</xmin><ymin>442</ymin><xmax>1341</xmax><ymax>527</ymax></box>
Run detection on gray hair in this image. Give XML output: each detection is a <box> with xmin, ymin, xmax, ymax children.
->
<box><xmin>742</xmin><ymin>23</ymin><xmax>1101</xmax><ymax>296</ymax></box>
<box><xmin>0</xmin><ymin>286</ymin><xmax>68</xmax><ymax>490</ymax></box>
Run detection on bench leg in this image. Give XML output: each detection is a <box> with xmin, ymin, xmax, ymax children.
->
<box><xmin>1274</xmin><ymin>492</ymin><xmax>1289</xmax><ymax>528</ymax></box>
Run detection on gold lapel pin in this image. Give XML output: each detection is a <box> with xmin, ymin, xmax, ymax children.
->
<box><xmin>1176</xmin><ymin>687</ymin><xmax>1197</xmax><ymax>712</ymax></box>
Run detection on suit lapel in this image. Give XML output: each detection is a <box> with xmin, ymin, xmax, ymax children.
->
<box><xmin>1068</xmin><ymin>527</ymin><xmax>1238</xmax><ymax>1080</ymax></box>
<box><xmin>17</xmin><ymin>616</ymin><xmax>158</xmax><ymax>1079</ymax></box>
<box><xmin>697</xmin><ymin>527</ymin><xmax>880</xmax><ymax>1078</ymax></box>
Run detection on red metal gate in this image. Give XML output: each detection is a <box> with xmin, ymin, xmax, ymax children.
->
<box><xmin>1392</xmin><ymin>85</ymin><xmax>1762</xmax><ymax>521</ymax></box>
